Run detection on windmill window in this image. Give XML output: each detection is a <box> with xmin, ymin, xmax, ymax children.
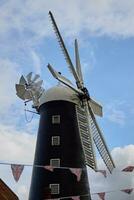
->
<box><xmin>52</xmin><ymin>136</ymin><xmax>60</xmax><ymax>146</ymax></box>
<box><xmin>49</xmin><ymin>184</ymin><xmax>60</xmax><ymax>194</ymax></box>
<box><xmin>50</xmin><ymin>159</ymin><xmax>60</xmax><ymax>167</ymax></box>
<box><xmin>52</xmin><ymin>115</ymin><xmax>60</xmax><ymax>124</ymax></box>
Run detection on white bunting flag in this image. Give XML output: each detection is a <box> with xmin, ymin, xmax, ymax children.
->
<box><xmin>44</xmin><ymin>165</ymin><xmax>54</xmax><ymax>172</ymax></box>
<box><xmin>121</xmin><ymin>188</ymin><xmax>133</xmax><ymax>194</ymax></box>
<box><xmin>11</xmin><ymin>164</ymin><xmax>24</xmax><ymax>182</ymax></box>
<box><xmin>96</xmin><ymin>170</ymin><xmax>107</xmax><ymax>178</ymax></box>
<box><xmin>72</xmin><ymin>196</ymin><xmax>80</xmax><ymax>200</ymax></box>
<box><xmin>97</xmin><ymin>192</ymin><xmax>105</xmax><ymax>200</ymax></box>
<box><xmin>70</xmin><ymin>168</ymin><xmax>82</xmax><ymax>182</ymax></box>
<box><xmin>122</xmin><ymin>166</ymin><xmax>134</xmax><ymax>172</ymax></box>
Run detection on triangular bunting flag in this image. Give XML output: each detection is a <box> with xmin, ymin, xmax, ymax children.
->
<box><xmin>121</xmin><ymin>188</ymin><xmax>133</xmax><ymax>194</ymax></box>
<box><xmin>70</xmin><ymin>168</ymin><xmax>82</xmax><ymax>182</ymax></box>
<box><xmin>72</xmin><ymin>196</ymin><xmax>80</xmax><ymax>200</ymax></box>
<box><xmin>96</xmin><ymin>170</ymin><xmax>107</xmax><ymax>178</ymax></box>
<box><xmin>44</xmin><ymin>165</ymin><xmax>54</xmax><ymax>172</ymax></box>
<box><xmin>122</xmin><ymin>166</ymin><xmax>134</xmax><ymax>172</ymax></box>
<box><xmin>97</xmin><ymin>192</ymin><xmax>105</xmax><ymax>200</ymax></box>
<box><xmin>11</xmin><ymin>164</ymin><xmax>24</xmax><ymax>182</ymax></box>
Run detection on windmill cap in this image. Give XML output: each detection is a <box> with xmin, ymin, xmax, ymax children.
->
<box><xmin>39</xmin><ymin>85</ymin><xmax>80</xmax><ymax>107</ymax></box>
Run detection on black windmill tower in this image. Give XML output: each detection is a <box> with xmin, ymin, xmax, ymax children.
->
<box><xmin>15</xmin><ymin>12</ymin><xmax>115</xmax><ymax>200</ymax></box>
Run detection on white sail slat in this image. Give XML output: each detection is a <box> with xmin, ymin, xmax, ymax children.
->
<box><xmin>88</xmin><ymin>105</ymin><xmax>115</xmax><ymax>173</ymax></box>
<box><xmin>76</xmin><ymin>106</ymin><xmax>97</xmax><ymax>170</ymax></box>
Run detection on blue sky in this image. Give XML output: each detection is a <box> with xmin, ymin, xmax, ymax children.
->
<box><xmin>0</xmin><ymin>0</ymin><xmax>134</xmax><ymax>199</ymax></box>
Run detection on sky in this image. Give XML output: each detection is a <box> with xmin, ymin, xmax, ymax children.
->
<box><xmin>0</xmin><ymin>0</ymin><xmax>134</xmax><ymax>199</ymax></box>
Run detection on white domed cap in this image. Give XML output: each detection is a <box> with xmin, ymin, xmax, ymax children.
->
<box><xmin>39</xmin><ymin>85</ymin><xmax>80</xmax><ymax>106</ymax></box>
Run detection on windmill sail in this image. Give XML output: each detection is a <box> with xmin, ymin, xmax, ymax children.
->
<box><xmin>76</xmin><ymin>105</ymin><xmax>97</xmax><ymax>170</ymax></box>
<box><xmin>19</xmin><ymin>75</ymin><xmax>27</xmax><ymax>85</ymax></box>
<box><xmin>16</xmin><ymin>84</ymin><xmax>26</xmax><ymax>100</ymax></box>
<box><xmin>75</xmin><ymin>39</ymin><xmax>84</xmax><ymax>86</ymax></box>
<box><xmin>49</xmin><ymin>11</ymin><xmax>82</xmax><ymax>89</ymax></box>
<box><xmin>32</xmin><ymin>80</ymin><xmax>43</xmax><ymax>89</ymax></box>
<box><xmin>16</xmin><ymin>73</ymin><xmax>44</xmax><ymax>107</ymax></box>
<box><xmin>32</xmin><ymin>74</ymin><xmax>40</xmax><ymax>82</ymax></box>
<box><xmin>47</xmin><ymin>64</ymin><xmax>83</xmax><ymax>95</ymax></box>
<box><xmin>47</xmin><ymin>64</ymin><xmax>73</xmax><ymax>85</ymax></box>
<box><xmin>88</xmin><ymin>98</ymin><xmax>103</xmax><ymax>117</ymax></box>
<box><xmin>26</xmin><ymin>72</ymin><xmax>33</xmax><ymax>83</ymax></box>
<box><xmin>88</xmin><ymin>104</ymin><xmax>115</xmax><ymax>173</ymax></box>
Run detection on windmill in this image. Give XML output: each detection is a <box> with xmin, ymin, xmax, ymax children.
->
<box><xmin>16</xmin><ymin>11</ymin><xmax>115</xmax><ymax>200</ymax></box>
<box><xmin>16</xmin><ymin>72</ymin><xmax>44</xmax><ymax>108</ymax></box>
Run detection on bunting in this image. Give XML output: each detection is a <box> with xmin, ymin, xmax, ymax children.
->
<box><xmin>43</xmin><ymin>165</ymin><xmax>54</xmax><ymax>172</ymax></box>
<box><xmin>122</xmin><ymin>166</ymin><xmax>134</xmax><ymax>172</ymax></box>
<box><xmin>121</xmin><ymin>188</ymin><xmax>133</xmax><ymax>194</ymax></box>
<box><xmin>72</xmin><ymin>196</ymin><xmax>80</xmax><ymax>200</ymax></box>
<box><xmin>96</xmin><ymin>170</ymin><xmax>107</xmax><ymax>178</ymax></box>
<box><xmin>1</xmin><ymin>161</ymin><xmax>133</xmax><ymax>197</ymax></box>
<box><xmin>11</xmin><ymin>164</ymin><xmax>24</xmax><ymax>182</ymax></box>
<box><xmin>97</xmin><ymin>192</ymin><xmax>105</xmax><ymax>200</ymax></box>
<box><xmin>0</xmin><ymin>161</ymin><xmax>133</xmax><ymax>174</ymax></box>
<box><xmin>70</xmin><ymin>168</ymin><xmax>82</xmax><ymax>182</ymax></box>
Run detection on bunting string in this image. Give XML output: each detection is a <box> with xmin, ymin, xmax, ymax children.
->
<box><xmin>44</xmin><ymin>188</ymin><xmax>134</xmax><ymax>200</ymax></box>
<box><xmin>0</xmin><ymin>161</ymin><xmax>134</xmax><ymax>199</ymax></box>
<box><xmin>45</xmin><ymin>193</ymin><xmax>90</xmax><ymax>200</ymax></box>
<box><xmin>0</xmin><ymin>162</ymin><xmax>134</xmax><ymax>180</ymax></box>
<box><xmin>0</xmin><ymin>161</ymin><xmax>134</xmax><ymax>172</ymax></box>
<box><xmin>45</xmin><ymin>188</ymin><xmax>134</xmax><ymax>200</ymax></box>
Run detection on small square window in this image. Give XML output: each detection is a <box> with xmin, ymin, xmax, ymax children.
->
<box><xmin>52</xmin><ymin>136</ymin><xmax>60</xmax><ymax>146</ymax></box>
<box><xmin>52</xmin><ymin>115</ymin><xmax>60</xmax><ymax>124</ymax></box>
<box><xmin>50</xmin><ymin>159</ymin><xmax>60</xmax><ymax>167</ymax></box>
<box><xmin>49</xmin><ymin>184</ymin><xmax>60</xmax><ymax>194</ymax></box>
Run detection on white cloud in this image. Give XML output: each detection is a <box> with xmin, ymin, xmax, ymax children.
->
<box><xmin>16</xmin><ymin>184</ymin><xmax>29</xmax><ymax>200</ymax></box>
<box><xmin>88</xmin><ymin>145</ymin><xmax>134</xmax><ymax>200</ymax></box>
<box><xmin>104</xmin><ymin>101</ymin><xmax>126</xmax><ymax>125</ymax></box>
<box><xmin>0</xmin><ymin>0</ymin><xmax>134</xmax><ymax>48</ymax></box>
<box><xmin>0</xmin><ymin>57</ymin><xmax>41</xmax><ymax>129</ymax></box>
<box><xmin>25</xmin><ymin>116</ymin><xmax>40</xmax><ymax>134</ymax></box>
<box><xmin>0</xmin><ymin>58</ymin><xmax>21</xmax><ymax>114</ymax></box>
<box><xmin>0</xmin><ymin>124</ymin><xmax>36</xmax><ymax>199</ymax></box>
<box><xmin>81</xmin><ymin>50</ymin><xmax>96</xmax><ymax>75</ymax></box>
<box><xmin>106</xmin><ymin>109</ymin><xmax>125</xmax><ymax>125</ymax></box>
<box><xmin>0</xmin><ymin>124</ymin><xmax>36</xmax><ymax>163</ymax></box>
<box><xmin>30</xmin><ymin>50</ymin><xmax>42</xmax><ymax>74</ymax></box>
<box><xmin>112</xmin><ymin>145</ymin><xmax>134</xmax><ymax>167</ymax></box>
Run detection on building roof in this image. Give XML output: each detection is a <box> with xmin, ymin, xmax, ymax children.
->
<box><xmin>39</xmin><ymin>84</ymin><xmax>80</xmax><ymax>106</ymax></box>
<box><xmin>0</xmin><ymin>179</ymin><xmax>19</xmax><ymax>200</ymax></box>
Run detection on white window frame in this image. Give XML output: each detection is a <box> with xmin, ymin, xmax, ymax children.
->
<box><xmin>50</xmin><ymin>158</ymin><xmax>60</xmax><ymax>167</ymax></box>
<box><xmin>52</xmin><ymin>115</ymin><xmax>60</xmax><ymax>124</ymax></box>
<box><xmin>49</xmin><ymin>184</ymin><xmax>60</xmax><ymax>194</ymax></box>
<box><xmin>52</xmin><ymin>136</ymin><xmax>60</xmax><ymax>146</ymax></box>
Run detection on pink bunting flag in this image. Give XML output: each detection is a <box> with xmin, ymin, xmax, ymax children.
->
<box><xmin>70</xmin><ymin>168</ymin><xmax>82</xmax><ymax>182</ymax></box>
<box><xmin>44</xmin><ymin>165</ymin><xmax>54</xmax><ymax>172</ymax></box>
<box><xmin>122</xmin><ymin>166</ymin><xmax>134</xmax><ymax>172</ymax></box>
<box><xmin>11</xmin><ymin>164</ymin><xmax>24</xmax><ymax>182</ymax></box>
<box><xmin>72</xmin><ymin>196</ymin><xmax>80</xmax><ymax>200</ymax></box>
<box><xmin>121</xmin><ymin>188</ymin><xmax>133</xmax><ymax>194</ymax></box>
<box><xmin>96</xmin><ymin>170</ymin><xmax>107</xmax><ymax>178</ymax></box>
<box><xmin>97</xmin><ymin>192</ymin><xmax>105</xmax><ymax>200</ymax></box>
